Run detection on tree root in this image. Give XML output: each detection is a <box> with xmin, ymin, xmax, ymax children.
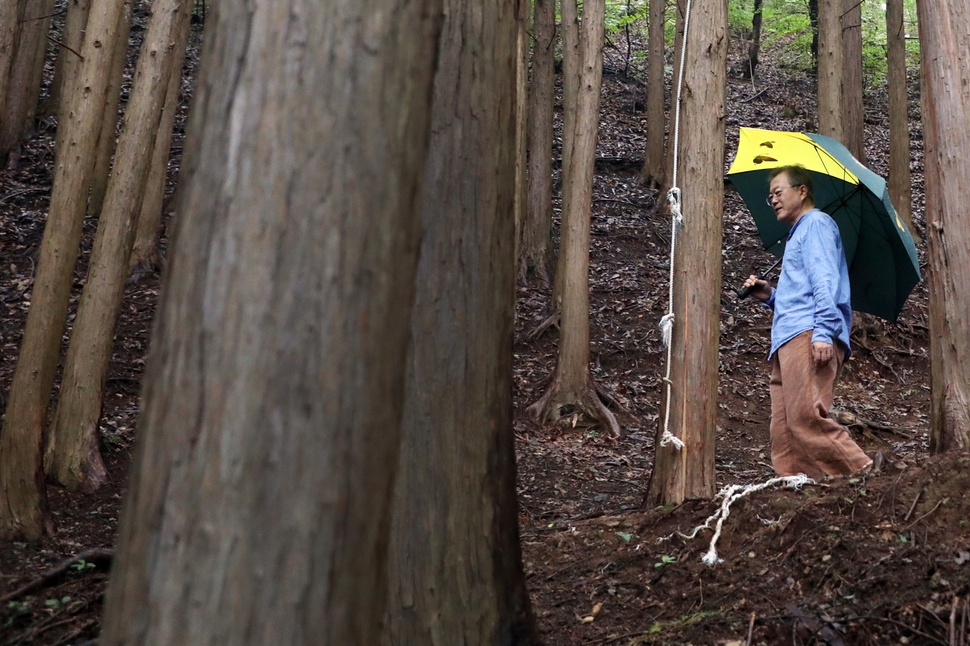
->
<box><xmin>831</xmin><ymin>409</ymin><xmax>914</xmax><ymax>440</ymax></box>
<box><xmin>528</xmin><ymin>309</ymin><xmax>560</xmax><ymax>341</ymax></box>
<box><xmin>528</xmin><ymin>373</ymin><xmax>622</xmax><ymax>439</ymax></box>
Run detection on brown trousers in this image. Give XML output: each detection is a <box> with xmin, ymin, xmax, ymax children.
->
<box><xmin>769</xmin><ymin>331</ymin><xmax>872</xmax><ymax>478</ymax></box>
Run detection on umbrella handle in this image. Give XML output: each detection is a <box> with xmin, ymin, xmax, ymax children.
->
<box><xmin>734</xmin><ymin>257</ymin><xmax>783</xmax><ymax>300</ymax></box>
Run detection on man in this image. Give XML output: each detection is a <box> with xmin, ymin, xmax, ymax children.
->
<box><xmin>742</xmin><ymin>165</ymin><xmax>874</xmax><ymax>478</ymax></box>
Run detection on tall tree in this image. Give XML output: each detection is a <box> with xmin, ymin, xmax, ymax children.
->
<box><xmin>383</xmin><ymin>1</ymin><xmax>535</xmax><ymax>642</ymax></box>
<box><xmin>646</xmin><ymin>0</ymin><xmax>726</xmax><ymax>506</ymax></box>
<box><xmin>519</xmin><ymin>0</ymin><xmax>555</xmax><ymax>284</ymax></box>
<box><xmin>841</xmin><ymin>0</ymin><xmax>865</xmax><ymax>162</ymax></box>
<box><xmin>45</xmin><ymin>0</ymin><xmax>193</xmax><ymax>492</ymax></box>
<box><xmin>530</xmin><ymin>0</ymin><xmax>619</xmax><ymax>436</ymax></box>
<box><xmin>513</xmin><ymin>0</ymin><xmax>529</xmax><ymax>262</ymax></box>
<box><xmin>129</xmin><ymin>32</ymin><xmax>187</xmax><ymax>274</ymax></box>
<box><xmin>917</xmin><ymin>0</ymin><xmax>970</xmax><ymax>451</ymax></box>
<box><xmin>45</xmin><ymin>0</ymin><xmax>92</xmax><ymax>118</ymax></box>
<box><xmin>0</xmin><ymin>0</ymin><xmax>18</xmax><ymax>124</ymax></box>
<box><xmin>87</xmin><ymin>4</ymin><xmax>132</xmax><ymax>218</ymax></box>
<box><xmin>0</xmin><ymin>0</ymin><xmax>130</xmax><ymax>540</ymax></box>
<box><xmin>638</xmin><ymin>0</ymin><xmax>666</xmax><ymax>188</ymax></box>
<box><xmin>886</xmin><ymin>0</ymin><xmax>914</xmax><ymax>236</ymax></box>
<box><xmin>744</xmin><ymin>0</ymin><xmax>763</xmax><ymax>79</ymax></box>
<box><xmin>98</xmin><ymin>0</ymin><xmax>443</xmax><ymax>642</ymax></box>
<box><xmin>817</xmin><ymin>0</ymin><xmax>843</xmax><ymax>142</ymax></box>
<box><xmin>0</xmin><ymin>0</ymin><xmax>55</xmax><ymax>163</ymax></box>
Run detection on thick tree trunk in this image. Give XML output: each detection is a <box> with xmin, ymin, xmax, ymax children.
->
<box><xmin>87</xmin><ymin>4</ymin><xmax>132</xmax><ymax>218</ymax></box>
<box><xmin>519</xmin><ymin>0</ymin><xmax>555</xmax><ymax>284</ymax></box>
<box><xmin>46</xmin><ymin>0</ymin><xmax>92</xmax><ymax>118</ymax></box>
<box><xmin>841</xmin><ymin>0</ymin><xmax>865</xmax><ymax>163</ymax></box>
<box><xmin>383</xmin><ymin>1</ymin><xmax>535</xmax><ymax>641</ymax></box>
<box><xmin>646</xmin><ymin>0</ymin><xmax>726</xmax><ymax>506</ymax></box>
<box><xmin>0</xmin><ymin>0</ymin><xmax>129</xmax><ymax>540</ymax></box>
<box><xmin>0</xmin><ymin>0</ymin><xmax>54</xmax><ymax>163</ymax></box>
<box><xmin>531</xmin><ymin>0</ymin><xmax>619</xmax><ymax>437</ymax></box>
<box><xmin>887</xmin><ymin>0</ymin><xmax>914</xmax><ymax>238</ymax></box>
<box><xmin>638</xmin><ymin>0</ymin><xmax>665</xmax><ymax>188</ymax></box>
<box><xmin>98</xmin><ymin>0</ymin><xmax>443</xmax><ymax>642</ymax></box>
<box><xmin>46</xmin><ymin>0</ymin><xmax>192</xmax><ymax>493</ymax></box>
<box><xmin>917</xmin><ymin>0</ymin><xmax>970</xmax><ymax>452</ymax></box>
<box><xmin>817</xmin><ymin>0</ymin><xmax>843</xmax><ymax>142</ymax></box>
<box><xmin>743</xmin><ymin>0</ymin><xmax>763</xmax><ymax>79</ymax></box>
<box><xmin>663</xmin><ymin>0</ymin><xmax>686</xmax><ymax>193</ymax></box>
<box><xmin>129</xmin><ymin>36</ymin><xmax>186</xmax><ymax>275</ymax></box>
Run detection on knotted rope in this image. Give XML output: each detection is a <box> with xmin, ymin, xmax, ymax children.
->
<box><xmin>660</xmin><ymin>475</ymin><xmax>815</xmax><ymax>565</ymax></box>
<box><xmin>657</xmin><ymin>0</ymin><xmax>693</xmax><ymax>451</ymax></box>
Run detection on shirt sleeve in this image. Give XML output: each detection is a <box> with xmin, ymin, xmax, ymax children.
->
<box><xmin>801</xmin><ymin>216</ymin><xmax>844</xmax><ymax>345</ymax></box>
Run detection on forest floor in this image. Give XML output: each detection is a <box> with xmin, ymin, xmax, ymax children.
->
<box><xmin>1</xmin><ymin>16</ymin><xmax>968</xmax><ymax>646</ymax></box>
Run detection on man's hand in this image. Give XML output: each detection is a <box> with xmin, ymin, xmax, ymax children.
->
<box><xmin>741</xmin><ymin>275</ymin><xmax>773</xmax><ymax>302</ymax></box>
<box><xmin>812</xmin><ymin>341</ymin><xmax>834</xmax><ymax>365</ymax></box>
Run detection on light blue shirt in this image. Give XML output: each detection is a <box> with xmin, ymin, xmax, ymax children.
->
<box><xmin>765</xmin><ymin>208</ymin><xmax>852</xmax><ymax>361</ymax></box>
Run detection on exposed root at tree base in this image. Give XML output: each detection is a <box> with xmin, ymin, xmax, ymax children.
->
<box><xmin>527</xmin><ymin>373</ymin><xmax>622</xmax><ymax>439</ymax></box>
<box><xmin>528</xmin><ymin>309</ymin><xmax>560</xmax><ymax>341</ymax></box>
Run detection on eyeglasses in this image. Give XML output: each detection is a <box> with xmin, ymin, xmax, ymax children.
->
<box><xmin>766</xmin><ymin>184</ymin><xmax>802</xmax><ymax>206</ymax></box>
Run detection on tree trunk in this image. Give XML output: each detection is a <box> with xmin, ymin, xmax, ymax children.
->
<box><xmin>887</xmin><ymin>0</ymin><xmax>914</xmax><ymax>238</ymax></box>
<box><xmin>45</xmin><ymin>0</ymin><xmax>92</xmax><ymax>118</ymax></box>
<box><xmin>552</xmin><ymin>0</ymin><xmax>582</xmax><ymax>310</ymax></box>
<box><xmin>513</xmin><ymin>0</ymin><xmax>528</xmax><ymax>266</ymax></box>
<box><xmin>743</xmin><ymin>0</ymin><xmax>763</xmax><ymax>79</ymax></box>
<box><xmin>917</xmin><ymin>0</ymin><xmax>970</xmax><ymax>452</ymax></box>
<box><xmin>638</xmin><ymin>0</ymin><xmax>666</xmax><ymax>188</ymax></box>
<box><xmin>20</xmin><ymin>2</ymin><xmax>54</xmax><ymax>133</ymax></box>
<box><xmin>87</xmin><ymin>4</ymin><xmax>132</xmax><ymax>218</ymax></box>
<box><xmin>663</xmin><ymin>0</ymin><xmax>686</xmax><ymax>193</ymax></box>
<box><xmin>817</xmin><ymin>0</ymin><xmax>843</xmax><ymax>142</ymax></box>
<box><xmin>809</xmin><ymin>0</ymin><xmax>819</xmax><ymax>65</ymax></box>
<box><xmin>841</xmin><ymin>0</ymin><xmax>864</xmax><ymax>163</ymax></box>
<box><xmin>519</xmin><ymin>0</ymin><xmax>555</xmax><ymax>284</ymax></box>
<box><xmin>98</xmin><ymin>0</ymin><xmax>443</xmax><ymax>642</ymax></box>
<box><xmin>383</xmin><ymin>1</ymin><xmax>535</xmax><ymax>641</ymax></box>
<box><xmin>46</xmin><ymin>0</ymin><xmax>192</xmax><ymax>493</ymax></box>
<box><xmin>645</xmin><ymin>0</ymin><xmax>726</xmax><ymax>507</ymax></box>
<box><xmin>531</xmin><ymin>0</ymin><xmax>619</xmax><ymax>437</ymax></box>
<box><xmin>0</xmin><ymin>0</ymin><xmax>19</xmax><ymax>128</ymax></box>
<box><xmin>129</xmin><ymin>34</ymin><xmax>186</xmax><ymax>275</ymax></box>
<box><xmin>0</xmin><ymin>0</ymin><xmax>129</xmax><ymax>541</ymax></box>
<box><xmin>0</xmin><ymin>0</ymin><xmax>54</xmax><ymax>163</ymax></box>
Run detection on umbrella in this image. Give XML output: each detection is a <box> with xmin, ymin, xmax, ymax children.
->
<box><xmin>727</xmin><ymin>127</ymin><xmax>921</xmax><ymax>322</ymax></box>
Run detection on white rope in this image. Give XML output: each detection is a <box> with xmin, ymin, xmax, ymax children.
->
<box><xmin>657</xmin><ymin>0</ymin><xmax>693</xmax><ymax>451</ymax></box>
<box><xmin>659</xmin><ymin>475</ymin><xmax>814</xmax><ymax>566</ymax></box>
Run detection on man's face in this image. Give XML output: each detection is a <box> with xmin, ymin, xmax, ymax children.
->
<box><xmin>768</xmin><ymin>172</ymin><xmax>806</xmax><ymax>226</ymax></box>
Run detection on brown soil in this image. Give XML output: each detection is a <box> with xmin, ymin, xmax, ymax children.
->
<box><xmin>1</xmin><ymin>14</ymin><xmax>966</xmax><ymax>646</ymax></box>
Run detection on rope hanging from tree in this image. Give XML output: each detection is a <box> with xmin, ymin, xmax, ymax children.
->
<box><xmin>657</xmin><ymin>0</ymin><xmax>695</xmax><ymax>451</ymax></box>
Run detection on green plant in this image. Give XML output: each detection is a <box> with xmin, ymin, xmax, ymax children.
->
<box><xmin>72</xmin><ymin>559</ymin><xmax>96</xmax><ymax>572</ymax></box>
<box><xmin>654</xmin><ymin>554</ymin><xmax>676</xmax><ymax>567</ymax></box>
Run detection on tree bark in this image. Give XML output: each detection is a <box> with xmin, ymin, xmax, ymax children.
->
<box><xmin>531</xmin><ymin>0</ymin><xmax>619</xmax><ymax>436</ymax></box>
<box><xmin>809</xmin><ymin>0</ymin><xmax>819</xmax><ymax>65</ymax></box>
<box><xmin>383</xmin><ymin>1</ymin><xmax>535</xmax><ymax>642</ymax></box>
<box><xmin>20</xmin><ymin>1</ymin><xmax>55</xmax><ymax>133</ymax></box>
<box><xmin>646</xmin><ymin>0</ymin><xmax>726</xmax><ymax>506</ymax></box>
<box><xmin>0</xmin><ymin>0</ymin><xmax>54</xmax><ymax>163</ymax></box>
<box><xmin>638</xmin><ymin>0</ymin><xmax>666</xmax><ymax>188</ymax></box>
<box><xmin>841</xmin><ymin>0</ymin><xmax>865</xmax><ymax>163</ymax></box>
<box><xmin>552</xmin><ymin>0</ymin><xmax>583</xmax><ymax>310</ymax></box>
<box><xmin>663</xmin><ymin>0</ymin><xmax>686</xmax><ymax>193</ymax></box>
<box><xmin>917</xmin><ymin>0</ymin><xmax>970</xmax><ymax>452</ymax></box>
<box><xmin>743</xmin><ymin>0</ymin><xmax>763</xmax><ymax>79</ymax></box>
<box><xmin>0</xmin><ymin>0</ymin><xmax>19</xmax><ymax>129</ymax></box>
<box><xmin>98</xmin><ymin>0</ymin><xmax>443</xmax><ymax>642</ymax></box>
<box><xmin>0</xmin><ymin>0</ymin><xmax>129</xmax><ymax>540</ymax></box>
<box><xmin>519</xmin><ymin>0</ymin><xmax>555</xmax><ymax>284</ymax></box>
<box><xmin>129</xmin><ymin>34</ymin><xmax>187</xmax><ymax>275</ymax></box>
<box><xmin>87</xmin><ymin>4</ymin><xmax>132</xmax><ymax>218</ymax></box>
<box><xmin>817</xmin><ymin>0</ymin><xmax>843</xmax><ymax>143</ymax></box>
<box><xmin>886</xmin><ymin>0</ymin><xmax>914</xmax><ymax>238</ymax></box>
<box><xmin>513</xmin><ymin>0</ymin><xmax>528</xmax><ymax>266</ymax></box>
<box><xmin>46</xmin><ymin>0</ymin><xmax>192</xmax><ymax>493</ymax></box>
<box><xmin>45</xmin><ymin>0</ymin><xmax>92</xmax><ymax>118</ymax></box>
